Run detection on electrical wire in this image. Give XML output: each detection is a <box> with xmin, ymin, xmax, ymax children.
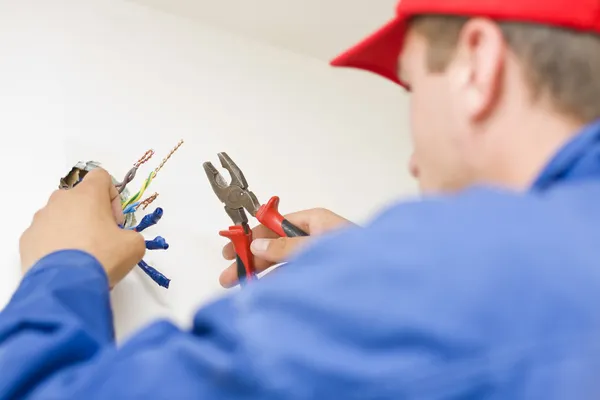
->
<box><xmin>116</xmin><ymin>149</ymin><xmax>155</xmax><ymax>194</ymax></box>
<box><xmin>135</xmin><ymin>149</ymin><xmax>155</xmax><ymax>168</ymax></box>
<box><xmin>122</xmin><ymin>140</ymin><xmax>183</xmax><ymax>210</ymax></box>
<box><xmin>117</xmin><ymin>209</ymin><xmax>170</xmax><ymax>288</ymax></box>
<box><xmin>122</xmin><ymin>171</ymin><xmax>154</xmax><ymax>209</ymax></box>
<box><xmin>123</xmin><ymin>202</ymin><xmax>140</xmax><ymax>214</ymax></box>
<box><xmin>140</xmin><ymin>192</ymin><xmax>159</xmax><ymax>210</ymax></box>
<box><xmin>115</xmin><ymin>144</ymin><xmax>180</xmax><ymax>289</ymax></box>
<box><xmin>138</xmin><ymin>259</ymin><xmax>170</xmax><ymax>288</ymax></box>
<box><xmin>130</xmin><ymin>207</ymin><xmax>163</xmax><ymax>232</ymax></box>
<box><xmin>145</xmin><ymin>236</ymin><xmax>169</xmax><ymax>250</ymax></box>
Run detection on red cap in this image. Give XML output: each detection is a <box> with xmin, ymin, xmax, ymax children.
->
<box><xmin>330</xmin><ymin>0</ymin><xmax>600</xmax><ymax>88</ymax></box>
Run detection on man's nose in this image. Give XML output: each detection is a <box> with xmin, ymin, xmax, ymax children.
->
<box><xmin>408</xmin><ymin>154</ymin><xmax>419</xmax><ymax>179</ymax></box>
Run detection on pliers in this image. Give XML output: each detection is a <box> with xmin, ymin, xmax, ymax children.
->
<box><xmin>203</xmin><ymin>152</ymin><xmax>308</xmax><ymax>284</ymax></box>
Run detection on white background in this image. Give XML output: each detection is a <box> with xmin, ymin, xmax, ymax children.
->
<box><xmin>0</xmin><ymin>0</ymin><xmax>415</xmax><ymax>340</ymax></box>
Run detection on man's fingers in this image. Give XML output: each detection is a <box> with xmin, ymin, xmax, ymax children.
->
<box><xmin>222</xmin><ymin>208</ymin><xmax>347</xmax><ymax>258</ymax></box>
<box><xmin>80</xmin><ymin>168</ymin><xmax>112</xmax><ymax>189</ymax></box>
<box><xmin>112</xmin><ymin>197</ymin><xmax>125</xmax><ymax>226</ymax></box>
<box><xmin>219</xmin><ymin>265</ymin><xmax>237</xmax><ymax>288</ymax></box>
<box><xmin>222</xmin><ymin>223</ymin><xmax>280</xmax><ymax>260</ymax></box>
<box><xmin>219</xmin><ymin>236</ymin><xmax>308</xmax><ymax>288</ymax></box>
<box><xmin>275</xmin><ymin>211</ymin><xmax>312</xmax><ymax>233</ymax></box>
<box><xmin>219</xmin><ymin>255</ymin><xmax>274</xmax><ymax>288</ymax></box>
<box><xmin>222</xmin><ymin>245</ymin><xmax>235</xmax><ymax>261</ymax></box>
<box><xmin>251</xmin><ymin>237</ymin><xmax>308</xmax><ymax>262</ymax></box>
<box><xmin>78</xmin><ymin>168</ymin><xmax>124</xmax><ymax>225</ymax></box>
<box><xmin>121</xmin><ymin>230</ymin><xmax>146</xmax><ymax>266</ymax></box>
<box><xmin>221</xmin><ymin>209</ymin><xmax>339</xmax><ymax>260</ymax></box>
<box><xmin>77</xmin><ymin>168</ymin><xmax>112</xmax><ymax>204</ymax></box>
<box><xmin>109</xmin><ymin>229</ymin><xmax>146</xmax><ymax>286</ymax></box>
<box><xmin>219</xmin><ymin>208</ymin><xmax>350</xmax><ymax>288</ymax></box>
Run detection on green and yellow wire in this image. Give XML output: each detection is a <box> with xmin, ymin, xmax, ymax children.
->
<box><xmin>122</xmin><ymin>139</ymin><xmax>183</xmax><ymax>210</ymax></box>
<box><xmin>122</xmin><ymin>171</ymin><xmax>155</xmax><ymax>209</ymax></box>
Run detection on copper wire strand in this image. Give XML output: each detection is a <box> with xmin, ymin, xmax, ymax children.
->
<box><xmin>135</xmin><ymin>149</ymin><xmax>155</xmax><ymax>168</ymax></box>
<box><xmin>121</xmin><ymin>140</ymin><xmax>183</xmax><ymax>206</ymax></box>
<box><xmin>140</xmin><ymin>192</ymin><xmax>159</xmax><ymax>210</ymax></box>
<box><xmin>154</xmin><ymin>140</ymin><xmax>184</xmax><ymax>177</ymax></box>
<box><xmin>116</xmin><ymin>149</ymin><xmax>155</xmax><ymax>194</ymax></box>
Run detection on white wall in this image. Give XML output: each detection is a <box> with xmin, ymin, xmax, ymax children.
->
<box><xmin>0</xmin><ymin>0</ymin><xmax>415</xmax><ymax>339</ymax></box>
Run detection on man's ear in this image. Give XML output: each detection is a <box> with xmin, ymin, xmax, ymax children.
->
<box><xmin>451</xmin><ymin>18</ymin><xmax>506</xmax><ymax>122</ymax></box>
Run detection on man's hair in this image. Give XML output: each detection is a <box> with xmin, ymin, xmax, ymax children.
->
<box><xmin>409</xmin><ymin>15</ymin><xmax>600</xmax><ymax>123</ymax></box>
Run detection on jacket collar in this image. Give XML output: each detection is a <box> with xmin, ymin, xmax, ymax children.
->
<box><xmin>531</xmin><ymin>120</ymin><xmax>600</xmax><ymax>191</ymax></box>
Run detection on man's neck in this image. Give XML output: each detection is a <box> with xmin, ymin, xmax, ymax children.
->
<box><xmin>482</xmin><ymin>110</ymin><xmax>584</xmax><ymax>190</ymax></box>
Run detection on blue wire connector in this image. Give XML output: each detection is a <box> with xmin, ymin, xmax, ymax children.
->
<box><xmin>133</xmin><ymin>207</ymin><xmax>163</xmax><ymax>232</ymax></box>
<box><xmin>119</xmin><ymin>207</ymin><xmax>169</xmax><ymax>288</ymax></box>
<box><xmin>145</xmin><ymin>236</ymin><xmax>169</xmax><ymax>250</ymax></box>
<box><xmin>138</xmin><ymin>259</ymin><xmax>170</xmax><ymax>288</ymax></box>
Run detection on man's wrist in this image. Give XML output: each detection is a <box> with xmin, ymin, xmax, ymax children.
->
<box><xmin>25</xmin><ymin>249</ymin><xmax>109</xmax><ymax>284</ymax></box>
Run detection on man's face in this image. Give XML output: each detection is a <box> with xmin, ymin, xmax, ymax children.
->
<box><xmin>399</xmin><ymin>19</ymin><xmax>512</xmax><ymax>194</ymax></box>
<box><xmin>400</xmin><ymin>30</ymin><xmax>473</xmax><ymax>194</ymax></box>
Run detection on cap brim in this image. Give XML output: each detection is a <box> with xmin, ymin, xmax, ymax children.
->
<box><xmin>330</xmin><ymin>17</ymin><xmax>408</xmax><ymax>88</ymax></box>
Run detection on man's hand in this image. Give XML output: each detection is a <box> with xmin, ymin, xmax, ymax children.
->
<box><xmin>220</xmin><ymin>208</ymin><xmax>351</xmax><ymax>287</ymax></box>
<box><xmin>20</xmin><ymin>168</ymin><xmax>146</xmax><ymax>287</ymax></box>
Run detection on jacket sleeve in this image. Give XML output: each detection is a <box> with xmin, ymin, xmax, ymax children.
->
<box><xmin>0</xmin><ymin>250</ymin><xmax>115</xmax><ymax>399</ymax></box>
<box><xmin>0</xmin><ymin>250</ymin><xmax>263</xmax><ymax>399</ymax></box>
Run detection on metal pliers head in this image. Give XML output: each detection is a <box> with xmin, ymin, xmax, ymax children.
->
<box><xmin>203</xmin><ymin>152</ymin><xmax>261</xmax><ymax>225</ymax></box>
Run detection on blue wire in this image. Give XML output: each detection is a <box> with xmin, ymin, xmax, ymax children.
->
<box><xmin>138</xmin><ymin>259</ymin><xmax>170</xmax><ymax>288</ymax></box>
<box><xmin>123</xmin><ymin>202</ymin><xmax>140</xmax><ymax>214</ymax></box>
<box><xmin>145</xmin><ymin>236</ymin><xmax>169</xmax><ymax>250</ymax></box>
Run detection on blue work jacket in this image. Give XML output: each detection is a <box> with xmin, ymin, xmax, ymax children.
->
<box><xmin>3</xmin><ymin>123</ymin><xmax>600</xmax><ymax>399</ymax></box>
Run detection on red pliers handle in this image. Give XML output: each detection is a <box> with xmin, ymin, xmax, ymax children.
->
<box><xmin>220</xmin><ymin>197</ymin><xmax>307</xmax><ymax>285</ymax></box>
<box><xmin>219</xmin><ymin>225</ymin><xmax>256</xmax><ymax>284</ymax></box>
<box><xmin>255</xmin><ymin>196</ymin><xmax>308</xmax><ymax>237</ymax></box>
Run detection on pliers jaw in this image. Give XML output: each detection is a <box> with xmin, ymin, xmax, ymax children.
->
<box><xmin>216</xmin><ymin>152</ymin><xmax>248</xmax><ymax>189</ymax></box>
<box><xmin>203</xmin><ymin>152</ymin><xmax>261</xmax><ymax>220</ymax></box>
<box><xmin>204</xmin><ymin>152</ymin><xmax>259</xmax><ymax>284</ymax></box>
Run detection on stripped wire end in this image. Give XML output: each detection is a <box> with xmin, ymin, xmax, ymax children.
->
<box><xmin>153</xmin><ymin>139</ymin><xmax>184</xmax><ymax>178</ymax></box>
<box><xmin>116</xmin><ymin>149</ymin><xmax>155</xmax><ymax>195</ymax></box>
<box><xmin>122</xmin><ymin>140</ymin><xmax>183</xmax><ymax>209</ymax></box>
<box><xmin>135</xmin><ymin>149</ymin><xmax>155</xmax><ymax>168</ymax></box>
<box><xmin>140</xmin><ymin>192</ymin><xmax>159</xmax><ymax>210</ymax></box>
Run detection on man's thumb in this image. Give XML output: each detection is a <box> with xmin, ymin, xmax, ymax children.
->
<box><xmin>107</xmin><ymin>230</ymin><xmax>146</xmax><ymax>286</ymax></box>
<box><xmin>119</xmin><ymin>230</ymin><xmax>146</xmax><ymax>266</ymax></box>
<box><xmin>250</xmin><ymin>237</ymin><xmax>306</xmax><ymax>262</ymax></box>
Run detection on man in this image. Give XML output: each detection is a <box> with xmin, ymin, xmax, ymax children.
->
<box><xmin>2</xmin><ymin>0</ymin><xmax>600</xmax><ymax>398</ymax></box>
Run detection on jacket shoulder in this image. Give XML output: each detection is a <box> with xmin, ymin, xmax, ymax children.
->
<box><xmin>236</xmin><ymin>186</ymin><xmax>600</xmax><ymax>398</ymax></box>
